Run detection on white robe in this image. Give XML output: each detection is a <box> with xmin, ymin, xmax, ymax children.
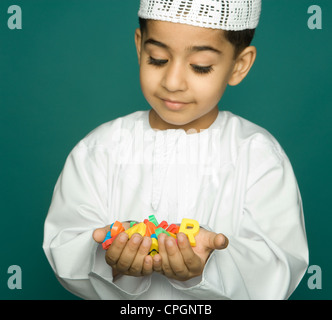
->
<box><xmin>43</xmin><ymin>110</ymin><xmax>308</xmax><ymax>300</ymax></box>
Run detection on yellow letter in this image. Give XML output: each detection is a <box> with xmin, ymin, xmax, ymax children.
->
<box><xmin>125</xmin><ymin>222</ymin><xmax>147</xmax><ymax>238</ymax></box>
<box><xmin>179</xmin><ymin>219</ymin><xmax>200</xmax><ymax>246</ymax></box>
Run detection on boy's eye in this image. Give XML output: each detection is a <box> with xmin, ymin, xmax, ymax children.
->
<box><xmin>148</xmin><ymin>56</ymin><xmax>168</xmax><ymax>66</ymax></box>
<box><xmin>148</xmin><ymin>57</ymin><xmax>213</xmax><ymax>75</ymax></box>
<box><xmin>191</xmin><ymin>65</ymin><xmax>213</xmax><ymax>75</ymax></box>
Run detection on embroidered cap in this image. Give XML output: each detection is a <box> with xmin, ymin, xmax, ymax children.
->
<box><xmin>138</xmin><ymin>0</ymin><xmax>262</xmax><ymax>31</ymax></box>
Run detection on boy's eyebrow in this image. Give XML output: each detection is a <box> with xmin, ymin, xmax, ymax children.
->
<box><xmin>144</xmin><ymin>38</ymin><xmax>222</xmax><ymax>55</ymax></box>
<box><xmin>189</xmin><ymin>45</ymin><xmax>222</xmax><ymax>55</ymax></box>
<box><xmin>144</xmin><ymin>38</ymin><xmax>169</xmax><ymax>50</ymax></box>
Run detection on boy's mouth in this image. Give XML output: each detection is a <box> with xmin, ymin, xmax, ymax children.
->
<box><xmin>161</xmin><ymin>98</ymin><xmax>190</xmax><ymax>111</ymax></box>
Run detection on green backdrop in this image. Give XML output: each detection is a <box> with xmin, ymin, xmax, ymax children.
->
<box><xmin>0</xmin><ymin>0</ymin><xmax>331</xmax><ymax>300</ymax></box>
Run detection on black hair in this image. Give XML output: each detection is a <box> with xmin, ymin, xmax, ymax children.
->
<box><xmin>138</xmin><ymin>17</ymin><xmax>255</xmax><ymax>59</ymax></box>
<box><xmin>224</xmin><ymin>29</ymin><xmax>256</xmax><ymax>58</ymax></box>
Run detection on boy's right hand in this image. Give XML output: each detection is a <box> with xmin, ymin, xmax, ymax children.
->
<box><xmin>93</xmin><ymin>225</ymin><xmax>153</xmax><ymax>278</ymax></box>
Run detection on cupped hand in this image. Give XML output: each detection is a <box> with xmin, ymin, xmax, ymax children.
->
<box><xmin>93</xmin><ymin>223</ymin><xmax>153</xmax><ymax>278</ymax></box>
<box><xmin>153</xmin><ymin>228</ymin><xmax>228</xmax><ymax>281</ymax></box>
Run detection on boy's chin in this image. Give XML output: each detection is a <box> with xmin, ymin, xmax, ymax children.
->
<box><xmin>151</xmin><ymin>110</ymin><xmax>197</xmax><ymax>130</ymax></box>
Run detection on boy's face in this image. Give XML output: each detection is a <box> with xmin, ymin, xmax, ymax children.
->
<box><xmin>135</xmin><ymin>20</ymin><xmax>255</xmax><ymax>132</ymax></box>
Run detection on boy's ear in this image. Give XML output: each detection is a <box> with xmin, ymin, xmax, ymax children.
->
<box><xmin>135</xmin><ymin>28</ymin><xmax>142</xmax><ymax>64</ymax></box>
<box><xmin>228</xmin><ymin>46</ymin><xmax>257</xmax><ymax>86</ymax></box>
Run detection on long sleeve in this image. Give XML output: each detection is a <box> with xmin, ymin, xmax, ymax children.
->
<box><xmin>42</xmin><ymin>140</ymin><xmax>152</xmax><ymax>300</ymax></box>
<box><xmin>167</xmin><ymin>135</ymin><xmax>309</xmax><ymax>300</ymax></box>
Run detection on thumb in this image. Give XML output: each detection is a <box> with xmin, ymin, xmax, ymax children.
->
<box><xmin>92</xmin><ymin>225</ymin><xmax>111</xmax><ymax>244</ymax></box>
<box><xmin>209</xmin><ymin>233</ymin><xmax>229</xmax><ymax>251</ymax></box>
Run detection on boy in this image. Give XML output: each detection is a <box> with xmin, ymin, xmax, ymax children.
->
<box><xmin>43</xmin><ymin>0</ymin><xmax>308</xmax><ymax>300</ymax></box>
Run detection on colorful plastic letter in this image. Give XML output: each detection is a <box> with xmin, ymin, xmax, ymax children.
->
<box><xmin>130</xmin><ymin>221</ymin><xmax>138</xmax><ymax>228</ymax></box>
<box><xmin>124</xmin><ymin>225</ymin><xmax>136</xmax><ymax>238</ymax></box>
<box><xmin>150</xmin><ymin>233</ymin><xmax>158</xmax><ymax>240</ymax></box>
<box><xmin>103</xmin><ymin>231</ymin><xmax>111</xmax><ymax>242</ymax></box>
<box><xmin>166</xmin><ymin>224</ymin><xmax>180</xmax><ymax>234</ymax></box>
<box><xmin>155</xmin><ymin>227</ymin><xmax>171</xmax><ymax>237</ymax></box>
<box><xmin>157</xmin><ymin>220</ymin><xmax>168</xmax><ymax>230</ymax></box>
<box><xmin>179</xmin><ymin>218</ymin><xmax>200</xmax><ymax>246</ymax></box>
<box><xmin>149</xmin><ymin>237</ymin><xmax>159</xmax><ymax>253</ymax></box>
<box><xmin>102</xmin><ymin>237</ymin><xmax>115</xmax><ymax>250</ymax></box>
<box><xmin>149</xmin><ymin>250</ymin><xmax>158</xmax><ymax>257</ymax></box>
<box><xmin>149</xmin><ymin>214</ymin><xmax>159</xmax><ymax>227</ymax></box>
<box><xmin>144</xmin><ymin>221</ymin><xmax>157</xmax><ymax>237</ymax></box>
<box><xmin>167</xmin><ymin>231</ymin><xmax>177</xmax><ymax>239</ymax></box>
<box><xmin>111</xmin><ymin>221</ymin><xmax>125</xmax><ymax>238</ymax></box>
<box><xmin>125</xmin><ymin>222</ymin><xmax>146</xmax><ymax>239</ymax></box>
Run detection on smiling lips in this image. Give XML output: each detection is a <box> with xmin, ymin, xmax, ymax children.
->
<box><xmin>161</xmin><ymin>98</ymin><xmax>191</xmax><ymax>111</ymax></box>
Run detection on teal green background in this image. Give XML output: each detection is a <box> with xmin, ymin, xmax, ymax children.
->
<box><xmin>0</xmin><ymin>0</ymin><xmax>331</xmax><ymax>300</ymax></box>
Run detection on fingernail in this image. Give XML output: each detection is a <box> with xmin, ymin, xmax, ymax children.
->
<box><xmin>142</xmin><ymin>237</ymin><xmax>151</xmax><ymax>248</ymax></box>
<box><xmin>118</xmin><ymin>233</ymin><xmax>128</xmax><ymax>243</ymax></box>
<box><xmin>177</xmin><ymin>233</ymin><xmax>186</xmax><ymax>243</ymax></box>
<box><xmin>132</xmin><ymin>234</ymin><xmax>141</xmax><ymax>244</ymax></box>
<box><xmin>223</xmin><ymin>236</ymin><xmax>229</xmax><ymax>248</ymax></box>
<box><xmin>166</xmin><ymin>238</ymin><xmax>175</xmax><ymax>247</ymax></box>
<box><xmin>158</xmin><ymin>234</ymin><xmax>165</xmax><ymax>244</ymax></box>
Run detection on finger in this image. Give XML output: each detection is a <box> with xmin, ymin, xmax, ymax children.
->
<box><xmin>210</xmin><ymin>233</ymin><xmax>229</xmax><ymax>250</ymax></box>
<box><xmin>152</xmin><ymin>253</ymin><xmax>163</xmax><ymax>273</ymax></box>
<box><xmin>93</xmin><ymin>225</ymin><xmax>111</xmax><ymax>243</ymax></box>
<box><xmin>157</xmin><ymin>234</ymin><xmax>176</xmax><ymax>278</ymax></box>
<box><xmin>176</xmin><ymin>233</ymin><xmax>203</xmax><ymax>274</ymax></box>
<box><xmin>116</xmin><ymin>233</ymin><xmax>143</xmax><ymax>273</ymax></box>
<box><xmin>93</xmin><ymin>222</ymin><xmax>131</xmax><ymax>244</ymax></box>
<box><xmin>142</xmin><ymin>255</ymin><xmax>154</xmax><ymax>276</ymax></box>
<box><xmin>128</xmin><ymin>236</ymin><xmax>152</xmax><ymax>276</ymax></box>
<box><xmin>165</xmin><ymin>236</ymin><xmax>190</xmax><ymax>280</ymax></box>
<box><xmin>105</xmin><ymin>232</ymin><xmax>128</xmax><ymax>267</ymax></box>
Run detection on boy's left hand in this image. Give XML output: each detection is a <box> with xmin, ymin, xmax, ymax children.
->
<box><xmin>153</xmin><ymin>229</ymin><xmax>228</xmax><ymax>281</ymax></box>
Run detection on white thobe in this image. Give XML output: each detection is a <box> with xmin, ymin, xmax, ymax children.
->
<box><xmin>43</xmin><ymin>110</ymin><xmax>308</xmax><ymax>300</ymax></box>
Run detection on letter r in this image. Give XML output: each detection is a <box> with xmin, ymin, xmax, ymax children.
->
<box><xmin>179</xmin><ymin>218</ymin><xmax>200</xmax><ymax>246</ymax></box>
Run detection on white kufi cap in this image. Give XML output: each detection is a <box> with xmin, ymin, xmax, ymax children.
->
<box><xmin>138</xmin><ymin>0</ymin><xmax>262</xmax><ymax>31</ymax></box>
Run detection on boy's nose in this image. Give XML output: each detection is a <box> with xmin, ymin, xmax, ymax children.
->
<box><xmin>161</xmin><ymin>62</ymin><xmax>188</xmax><ymax>92</ymax></box>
